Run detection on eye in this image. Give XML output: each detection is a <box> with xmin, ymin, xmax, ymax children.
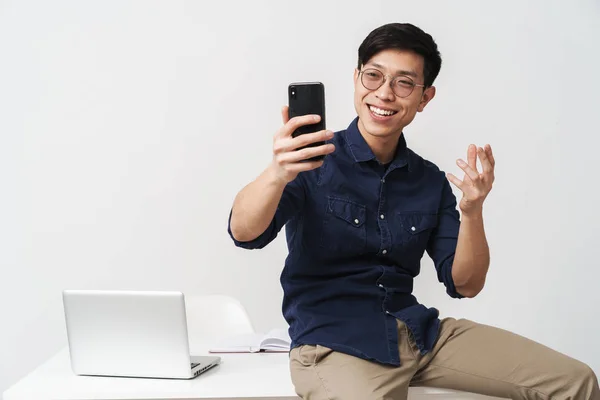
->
<box><xmin>396</xmin><ymin>79</ymin><xmax>414</xmax><ymax>88</ymax></box>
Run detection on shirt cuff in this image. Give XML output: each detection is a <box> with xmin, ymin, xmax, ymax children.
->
<box><xmin>227</xmin><ymin>209</ymin><xmax>274</xmax><ymax>250</ymax></box>
<box><xmin>441</xmin><ymin>256</ymin><xmax>465</xmax><ymax>299</ymax></box>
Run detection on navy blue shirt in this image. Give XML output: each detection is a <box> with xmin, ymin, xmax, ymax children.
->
<box><xmin>228</xmin><ymin>117</ymin><xmax>464</xmax><ymax>366</ymax></box>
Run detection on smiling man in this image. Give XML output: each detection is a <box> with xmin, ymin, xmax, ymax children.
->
<box><xmin>228</xmin><ymin>23</ymin><xmax>599</xmax><ymax>399</ymax></box>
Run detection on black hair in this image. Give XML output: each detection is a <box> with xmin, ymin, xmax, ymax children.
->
<box><xmin>357</xmin><ymin>23</ymin><xmax>442</xmax><ymax>88</ymax></box>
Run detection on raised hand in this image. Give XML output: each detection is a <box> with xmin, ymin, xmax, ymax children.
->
<box><xmin>446</xmin><ymin>144</ymin><xmax>495</xmax><ymax>216</ymax></box>
<box><xmin>270</xmin><ymin>106</ymin><xmax>335</xmax><ymax>184</ymax></box>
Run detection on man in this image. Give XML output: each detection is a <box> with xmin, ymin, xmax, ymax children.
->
<box><xmin>228</xmin><ymin>23</ymin><xmax>599</xmax><ymax>399</ymax></box>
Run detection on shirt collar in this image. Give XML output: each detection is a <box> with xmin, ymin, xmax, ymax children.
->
<box><xmin>344</xmin><ymin>117</ymin><xmax>411</xmax><ymax>171</ymax></box>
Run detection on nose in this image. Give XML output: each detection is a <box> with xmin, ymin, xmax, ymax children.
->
<box><xmin>375</xmin><ymin>79</ymin><xmax>395</xmax><ymax>101</ymax></box>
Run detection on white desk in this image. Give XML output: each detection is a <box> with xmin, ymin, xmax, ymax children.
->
<box><xmin>3</xmin><ymin>347</ymin><xmax>502</xmax><ymax>399</ymax></box>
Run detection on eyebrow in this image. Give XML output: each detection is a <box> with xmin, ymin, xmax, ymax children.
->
<box><xmin>368</xmin><ymin>62</ymin><xmax>419</xmax><ymax>78</ymax></box>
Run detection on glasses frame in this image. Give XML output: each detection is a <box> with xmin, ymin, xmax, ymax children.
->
<box><xmin>359</xmin><ymin>68</ymin><xmax>426</xmax><ymax>98</ymax></box>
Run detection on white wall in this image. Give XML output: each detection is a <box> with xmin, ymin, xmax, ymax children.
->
<box><xmin>1</xmin><ymin>0</ymin><xmax>599</xmax><ymax>392</ymax></box>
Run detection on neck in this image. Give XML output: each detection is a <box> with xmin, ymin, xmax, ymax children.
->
<box><xmin>357</xmin><ymin>121</ymin><xmax>403</xmax><ymax>164</ymax></box>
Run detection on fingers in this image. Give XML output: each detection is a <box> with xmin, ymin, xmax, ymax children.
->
<box><xmin>456</xmin><ymin>158</ymin><xmax>479</xmax><ymax>182</ymax></box>
<box><xmin>446</xmin><ymin>173</ymin><xmax>464</xmax><ymax>190</ymax></box>
<box><xmin>278</xmin><ymin>114</ymin><xmax>321</xmax><ymax>138</ymax></box>
<box><xmin>467</xmin><ymin>144</ymin><xmax>478</xmax><ymax>171</ymax></box>
<box><xmin>271</xmin><ymin>110</ymin><xmax>329</xmax><ymax>183</ymax></box>
<box><xmin>484</xmin><ymin>144</ymin><xmax>495</xmax><ymax>167</ymax></box>
<box><xmin>284</xmin><ymin>159</ymin><xmax>325</xmax><ymax>174</ymax></box>
<box><xmin>477</xmin><ymin>146</ymin><xmax>494</xmax><ymax>175</ymax></box>
<box><xmin>274</xmin><ymin>129</ymin><xmax>333</xmax><ymax>154</ymax></box>
<box><xmin>292</xmin><ymin>129</ymin><xmax>334</xmax><ymax>150</ymax></box>
<box><xmin>271</xmin><ymin>142</ymin><xmax>334</xmax><ymax>179</ymax></box>
<box><xmin>276</xmin><ymin>143</ymin><xmax>335</xmax><ymax>163</ymax></box>
<box><xmin>459</xmin><ymin>143</ymin><xmax>495</xmax><ymax>182</ymax></box>
<box><xmin>281</xmin><ymin>106</ymin><xmax>290</xmax><ymax>125</ymax></box>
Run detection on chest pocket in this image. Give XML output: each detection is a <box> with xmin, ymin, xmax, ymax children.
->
<box><xmin>319</xmin><ymin>197</ymin><xmax>367</xmax><ymax>255</ymax></box>
<box><xmin>397</xmin><ymin>212</ymin><xmax>438</xmax><ymax>250</ymax></box>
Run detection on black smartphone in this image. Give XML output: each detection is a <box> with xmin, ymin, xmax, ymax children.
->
<box><xmin>288</xmin><ymin>82</ymin><xmax>326</xmax><ymax>161</ymax></box>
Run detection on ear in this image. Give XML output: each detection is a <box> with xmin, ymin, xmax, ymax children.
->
<box><xmin>417</xmin><ymin>86</ymin><xmax>436</xmax><ymax>112</ymax></box>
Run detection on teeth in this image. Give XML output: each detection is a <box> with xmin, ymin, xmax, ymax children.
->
<box><xmin>369</xmin><ymin>106</ymin><xmax>396</xmax><ymax>116</ymax></box>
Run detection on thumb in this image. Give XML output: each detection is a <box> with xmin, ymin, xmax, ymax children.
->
<box><xmin>281</xmin><ymin>105</ymin><xmax>290</xmax><ymax>125</ymax></box>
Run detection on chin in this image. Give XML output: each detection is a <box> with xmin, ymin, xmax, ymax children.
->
<box><xmin>359</xmin><ymin>113</ymin><xmax>401</xmax><ymax>138</ymax></box>
<box><xmin>364</xmin><ymin>123</ymin><xmax>391</xmax><ymax>137</ymax></box>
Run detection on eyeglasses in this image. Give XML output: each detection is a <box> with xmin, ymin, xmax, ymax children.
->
<box><xmin>359</xmin><ymin>68</ymin><xmax>426</xmax><ymax>98</ymax></box>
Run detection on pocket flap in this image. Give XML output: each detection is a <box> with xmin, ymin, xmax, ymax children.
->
<box><xmin>326</xmin><ymin>197</ymin><xmax>366</xmax><ymax>228</ymax></box>
<box><xmin>398</xmin><ymin>212</ymin><xmax>438</xmax><ymax>234</ymax></box>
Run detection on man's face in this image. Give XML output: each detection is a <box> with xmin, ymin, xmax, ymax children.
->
<box><xmin>353</xmin><ymin>49</ymin><xmax>435</xmax><ymax>140</ymax></box>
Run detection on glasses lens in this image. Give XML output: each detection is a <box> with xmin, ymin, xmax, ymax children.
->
<box><xmin>361</xmin><ymin>69</ymin><xmax>383</xmax><ymax>90</ymax></box>
<box><xmin>392</xmin><ymin>76</ymin><xmax>415</xmax><ymax>98</ymax></box>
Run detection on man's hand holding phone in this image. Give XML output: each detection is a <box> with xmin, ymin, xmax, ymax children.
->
<box><xmin>270</xmin><ymin>106</ymin><xmax>335</xmax><ymax>184</ymax></box>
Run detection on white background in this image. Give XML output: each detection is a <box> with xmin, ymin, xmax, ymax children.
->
<box><xmin>1</xmin><ymin>0</ymin><xmax>599</xmax><ymax>393</ymax></box>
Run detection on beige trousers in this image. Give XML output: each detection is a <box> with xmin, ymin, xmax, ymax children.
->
<box><xmin>290</xmin><ymin>318</ymin><xmax>600</xmax><ymax>400</ymax></box>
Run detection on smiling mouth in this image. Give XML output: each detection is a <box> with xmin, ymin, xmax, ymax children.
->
<box><xmin>368</xmin><ymin>105</ymin><xmax>398</xmax><ymax>117</ymax></box>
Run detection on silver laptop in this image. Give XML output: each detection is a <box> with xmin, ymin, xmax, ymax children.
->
<box><xmin>62</xmin><ymin>290</ymin><xmax>221</xmax><ymax>379</ymax></box>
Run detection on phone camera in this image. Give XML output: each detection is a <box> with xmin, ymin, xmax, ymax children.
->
<box><xmin>291</xmin><ymin>87</ymin><xmax>296</xmax><ymax>98</ymax></box>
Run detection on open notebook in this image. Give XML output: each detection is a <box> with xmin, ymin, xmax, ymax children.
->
<box><xmin>208</xmin><ymin>328</ymin><xmax>291</xmax><ymax>353</ymax></box>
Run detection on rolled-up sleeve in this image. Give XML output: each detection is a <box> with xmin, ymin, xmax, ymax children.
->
<box><xmin>227</xmin><ymin>175</ymin><xmax>306</xmax><ymax>250</ymax></box>
<box><xmin>426</xmin><ymin>177</ymin><xmax>464</xmax><ymax>299</ymax></box>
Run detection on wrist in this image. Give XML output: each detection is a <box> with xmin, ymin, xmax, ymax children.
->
<box><xmin>461</xmin><ymin>208</ymin><xmax>483</xmax><ymax>221</ymax></box>
<box><xmin>265</xmin><ymin>162</ymin><xmax>290</xmax><ymax>189</ymax></box>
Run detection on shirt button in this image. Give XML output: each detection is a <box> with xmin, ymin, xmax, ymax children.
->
<box><xmin>382</xmin><ymin>249</ymin><xmax>387</xmax><ymax>255</ymax></box>
<box><xmin>385</xmin><ymin>310</ymin><xmax>391</xmax><ymax>315</ymax></box>
<box><xmin>378</xmin><ymin>284</ymin><xmax>384</xmax><ymax>288</ymax></box>
<box><xmin>354</xmin><ymin>218</ymin><xmax>360</xmax><ymax>225</ymax></box>
<box><xmin>411</xmin><ymin>226</ymin><xmax>416</xmax><ymax>232</ymax></box>
<box><xmin>380</xmin><ymin>214</ymin><xmax>385</xmax><ymax>220</ymax></box>
<box><xmin>381</xmin><ymin>178</ymin><xmax>385</xmax><ymax>183</ymax></box>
